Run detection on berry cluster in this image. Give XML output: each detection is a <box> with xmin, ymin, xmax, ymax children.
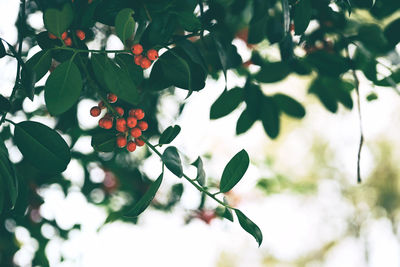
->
<box><xmin>90</xmin><ymin>93</ymin><xmax>148</xmax><ymax>152</ymax></box>
<box><xmin>131</xmin><ymin>44</ymin><xmax>159</xmax><ymax>69</ymax></box>
<box><xmin>48</xmin><ymin>30</ymin><xmax>86</xmax><ymax>46</ymax></box>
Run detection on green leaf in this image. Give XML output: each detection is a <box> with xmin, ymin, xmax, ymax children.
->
<box><xmin>162</xmin><ymin>146</ymin><xmax>183</xmax><ymax>178</ymax></box>
<box><xmin>0</xmin><ymin>152</ymin><xmax>17</xmax><ymax>208</ymax></box>
<box><xmin>384</xmin><ymin>18</ymin><xmax>400</xmax><ymax>48</ymax></box>
<box><xmin>44</xmin><ymin>59</ymin><xmax>82</xmax><ymax>115</ymax></box>
<box><xmin>210</xmin><ymin>87</ymin><xmax>243</xmax><ymax>119</ymax></box>
<box><xmin>248</xmin><ymin>0</ymin><xmax>269</xmax><ymax>44</ymax></box>
<box><xmin>0</xmin><ymin>95</ymin><xmax>11</xmax><ymax>112</ymax></box>
<box><xmin>255</xmin><ymin>61</ymin><xmax>291</xmax><ymax>83</ymax></box>
<box><xmin>159</xmin><ymin>125</ymin><xmax>181</xmax><ymax>145</ymax></box>
<box><xmin>91</xmin><ymin>132</ymin><xmax>116</xmax><ymax>152</ymax></box>
<box><xmin>115</xmin><ymin>8</ymin><xmax>135</xmax><ymax>43</ymax></box>
<box><xmin>357</xmin><ymin>24</ymin><xmax>389</xmax><ymax>54</ymax></box>
<box><xmin>211</xmin><ymin>33</ymin><xmax>228</xmax><ymax>85</ymax></box>
<box><xmin>293</xmin><ymin>0</ymin><xmax>312</xmax><ymax>35</ymax></box>
<box><xmin>306</xmin><ymin>51</ymin><xmax>350</xmax><ymax>76</ymax></box>
<box><xmin>124</xmin><ymin>174</ymin><xmax>163</xmax><ymax>217</ymax></box>
<box><xmin>309</xmin><ymin>77</ymin><xmax>338</xmax><ymax>113</ymax></box>
<box><xmin>235</xmin><ymin>209</ymin><xmax>263</xmax><ymax>246</ymax></box>
<box><xmin>374</xmin><ymin>70</ymin><xmax>400</xmax><ymax>87</ymax></box>
<box><xmin>91</xmin><ymin>54</ymin><xmax>139</xmax><ymax>105</ymax></box>
<box><xmin>43</xmin><ymin>3</ymin><xmax>74</xmax><ymax>37</ymax></box>
<box><xmin>191</xmin><ymin>157</ymin><xmax>206</xmax><ymax>186</ymax></box>
<box><xmin>24</xmin><ymin>50</ymin><xmax>52</xmax><ymax>83</ymax></box>
<box><xmin>236</xmin><ymin>109</ymin><xmax>256</xmax><ymax>135</ymax></box>
<box><xmin>177</xmin><ymin>11</ymin><xmax>201</xmax><ymax>32</ymax></box>
<box><xmin>273</xmin><ymin>94</ymin><xmax>306</xmax><ymax>118</ymax></box>
<box><xmin>114</xmin><ymin>54</ymin><xmax>143</xmax><ymax>85</ymax></box>
<box><xmin>223</xmin><ymin>207</ymin><xmax>234</xmax><ymax>222</ymax></box>
<box><xmin>366</xmin><ymin>92</ymin><xmax>378</xmax><ymax>101</ymax></box>
<box><xmin>14</xmin><ymin>121</ymin><xmax>71</xmax><ymax>173</ymax></box>
<box><xmin>0</xmin><ymin>40</ymin><xmax>6</xmax><ymax>58</ymax></box>
<box><xmin>260</xmin><ymin>97</ymin><xmax>280</xmax><ymax>139</ymax></box>
<box><xmin>220</xmin><ymin>149</ymin><xmax>250</xmax><ymax>193</ymax></box>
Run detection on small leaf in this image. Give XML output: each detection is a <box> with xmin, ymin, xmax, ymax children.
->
<box><xmin>43</xmin><ymin>3</ymin><xmax>74</xmax><ymax>37</ymax></box>
<box><xmin>366</xmin><ymin>92</ymin><xmax>378</xmax><ymax>101</ymax></box>
<box><xmin>159</xmin><ymin>125</ymin><xmax>181</xmax><ymax>145</ymax></box>
<box><xmin>177</xmin><ymin>12</ymin><xmax>201</xmax><ymax>32</ymax></box>
<box><xmin>260</xmin><ymin>97</ymin><xmax>280</xmax><ymax>139</ymax></box>
<box><xmin>236</xmin><ymin>109</ymin><xmax>256</xmax><ymax>135</ymax></box>
<box><xmin>124</xmin><ymin>174</ymin><xmax>163</xmax><ymax>217</ymax></box>
<box><xmin>235</xmin><ymin>209</ymin><xmax>263</xmax><ymax>246</ymax></box>
<box><xmin>223</xmin><ymin>207</ymin><xmax>234</xmax><ymax>222</ymax></box>
<box><xmin>273</xmin><ymin>94</ymin><xmax>306</xmax><ymax>118</ymax></box>
<box><xmin>0</xmin><ymin>95</ymin><xmax>11</xmax><ymax>112</ymax></box>
<box><xmin>0</xmin><ymin>40</ymin><xmax>6</xmax><ymax>58</ymax></box>
<box><xmin>91</xmin><ymin>132</ymin><xmax>116</xmax><ymax>152</ymax></box>
<box><xmin>115</xmin><ymin>8</ymin><xmax>135</xmax><ymax>43</ymax></box>
<box><xmin>14</xmin><ymin>121</ymin><xmax>71</xmax><ymax>173</ymax></box>
<box><xmin>162</xmin><ymin>146</ymin><xmax>183</xmax><ymax>178</ymax></box>
<box><xmin>220</xmin><ymin>149</ymin><xmax>250</xmax><ymax>193</ymax></box>
<box><xmin>191</xmin><ymin>157</ymin><xmax>206</xmax><ymax>186</ymax></box>
<box><xmin>44</xmin><ymin>59</ymin><xmax>82</xmax><ymax>115</ymax></box>
<box><xmin>255</xmin><ymin>61</ymin><xmax>291</xmax><ymax>83</ymax></box>
<box><xmin>293</xmin><ymin>0</ymin><xmax>312</xmax><ymax>35</ymax></box>
<box><xmin>210</xmin><ymin>87</ymin><xmax>243</xmax><ymax>119</ymax></box>
<box><xmin>24</xmin><ymin>50</ymin><xmax>52</xmax><ymax>83</ymax></box>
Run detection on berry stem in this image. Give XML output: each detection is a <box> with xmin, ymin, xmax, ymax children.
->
<box><xmin>55</xmin><ymin>47</ymin><xmax>130</xmax><ymax>54</ymax></box>
<box><xmin>141</xmin><ymin>137</ymin><xmax>233</xmax><ymax>210</ymax></box>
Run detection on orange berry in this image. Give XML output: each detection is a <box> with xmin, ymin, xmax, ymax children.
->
<box><xmin>127</xmin><ymin>141</ymin><xmax>137</xmax><ymax>152</ymax></box>
<box><xmin>90</xmin><ymin>106</ymin><xmax>101</xmax><ymax>117</ymax></box>
<box><xmin>64</xmin><ymin>37</ymin><xmax>72</xmax><ymax>46</ymax></box>
<box><xmin>76</xmin><ymin>30</ymin><xmax>86</xmax><ymax>41</ymax></box>
<box><xmin>61</xmin><ymin>32</ymin><xmax>68</xmax><ymax>40</ymax></box>
<box><xmin>130</xmin><ymin>128</ymin><xmax>142</xmax><ymax>138</ymax></box>
<box><xmin>147</xmin><ymin>49</ymin><xmax>159</xmax><ymax>61</ymax></box>
<box><xmin>128</xmin><ymin>109</ymin><xmax>136</xmax><ymax>117</ymax></box>
<box><xmin>135</xmin><ymin>138</ymin><xmax>145</xmax><ymax>147</ymax></box>
<box><xmin>131</xmin><ymin>44</ymin><xmax>143</xmax><ymax>55</ymax></box>
<box><xmin>98</xmin><ymin>101</ymin><xmax>105</xmax><ymax>109</ymax></box>
<box><xmin>102</xmin><ymin>118</ymin><xmax>113</xmax><ymax>129</ymax></box>
<box><xmin>115</xmin><ymin>106</ymin><xmax>124</xmax><ymax>116</ymax></box>
<box><xmin>134</xmin><ymin>109</ymin><xmax>145</xmax><ymax>120</ymax></box>
<box><xmin>48</xmin><ymin>33</ymin><xmax>57</xmax><ymax>39</ymax></box>
<box><xmin>134</xmin><ymin>55</ymin><xmax>143</xmax><ymax>66</ymax></box>
<box><xmin>138</xmin><ymin>121</ymin><xmax>148</xmax><ymax>131</ymax></box>
<box><xmin>127</xmin><ymin>117</ymin><xmax>137</xmax><ymax>128</ymax></box>
<box><xmin>140</xmin><ymin>57</ymin><xmax>152</xmax><ymax>69</ymax></box>
<box><xmin>116</xmin><ymin>118</ymin><xmax>127</xmax><ymax>132</ymax></box>
<box><xmin>107</xmin><ymin>93</ymin><xmax>118</xmax><ymax>103</ymax></box>
<box><xmin>116</xmin><ymin>136</ymin><xmax>127</xmax><ymax>148</ymax></box>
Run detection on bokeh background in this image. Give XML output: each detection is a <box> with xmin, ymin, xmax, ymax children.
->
<box><xmin>1</xmin><ymin>0</ymin><xmax>400</xmax><ymax>266</ymax></box>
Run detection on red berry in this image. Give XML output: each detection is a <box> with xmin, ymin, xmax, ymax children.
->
<box><xmin>107</xmin><ymin>93</ymin><xmax>118</xmax><ymax>103</ymax></box>
<box><xmin>61</xmin><ymin>32</ymin><xmax>68</xmax><ymax>40</ymax></box>
<box><xmin>134</xmin><ymin>55</ymin><xmax>143</xmax><ymax>66</ymax></box>
<box><xmin>140</xmin><ymin>57</ymin><xmax>152</xmax><ymax>69</ymax></box>
<box><xmin>98</xmin><ymin>118</ymin><xmax>105</xmax><ymax>128</ymax></box>
<box><xmin>88</xmin><ymin>0</ymin><xmax>93</xmax><ymax>3</ymax></box>
<box><xmin>90</xmin><ymin>106</ymin><xmax>101</xmax><ymax>117</ymax></box>
<box><xmin>130</xmin><ymin>128</ymin><xmax>142</xmax><ymax>138</ymax></box>
<box><xmin>135</xmin><ymin>138</ymin><xmax>145</xmax><ymax>147</ymax></box>
<box><xmin>64</xmin><ymin>37</ymin><xmax>72</xmax><ymax>46</ymax></box>
<box><xmin>127</xmin><ymin>117</ymin><xmax>137</xmax><ymax>128</ymax></box>
<box><xmin>76</xmin><ymin>30</ymin><xmax>86</xmax><ymax>41</ymax></box>
<box><xmin>48</xmin><ymin>33</ymin><xmax>57</xmax><ymax>39</ymax></box>
<box><xmin>131</xmin><ymin>44</ymin><xmax>143</xmax><ymax>55</ymax></box>
<box><xmin>134</xmin><ymin>109</ymin><xmax>145</xmax><ymax>120</ymax></box>
<box><xmin>116</xmin><ymin>136</ymin><xmax>127</xmax><ymax>148</ymax></box>
<box><xmin>98</xmin><ymin>101</ymin><xmax>105</xmax><ymax>109</ymax></box>
<box><xmin>127</xmin><ymin>141</ymin><xmax>137</xmax><ymax>152</ymax></box>
<box><xmin>116</xmin><ymin>118</ymin><xmax>127</xmax><ymax>132</ymax></box>
<box><xmin>128</xmin><ymin>109</ymin><xmax>136</xmax><ymax>117</ymax></box>
<box><xmin>115</xmin><ymin>106</ymin><xmax>124</xmax><ymax>116</ymax></box>
<box><xmin>103</xmin><ymin>113</ymin><xmax>113</xmax><ymax>120</ymax></box>
<box><xmin>102</xmin><ymin>118</ymin><xmax>113</xmax><ymax>129</ymax></box>
<box><xmin>147</xmin><ymin>49</ymin><xmax>159</xmax><ymax>61</ymax></box>
<box><xmin>138</xmin><ymin>121</ymin><xmax>148</xmax><ymax>131</ymax></box>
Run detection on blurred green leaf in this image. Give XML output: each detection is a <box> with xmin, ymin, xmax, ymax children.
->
<box><xmin>260</xmin><ymin>97</ymin><xmax>280</xmax><ymax>138</ymax></box>
<box><xmin>210</xmin><ymin>87</ymin><xmax>243</xmax><ymax>119</ymax></box>
<box><xmin>0</xmin><ymin>95</ymin><xmax>11</xmax><ymax>112</ymax></box>
<box><xmin>236</xmin><ymin>109</ymin><xmax>256</xmax><ymax>135</ymax></box>
<box><xmin>384</xmin><ymin>18</ymin><xmax>400</xmax><ymax>48</ymax></box>
<box><xmin>255</xmin><ymin>61</ymin><xmax>291</xmax><ymax>83</ymax></box>
<box><xmin>293</xmin><ymin>0</ymin><xmax>312</xmax><ymax>35</ymax></box>
<box><xmin>273</xmin><ymin>93</ymin><xmax>306</xmax><ymax>118</ymax></box>
<box><xmin>177</xmin><ymin>11</ymin><xmax>201</xmax><ymax>32</ymax></box>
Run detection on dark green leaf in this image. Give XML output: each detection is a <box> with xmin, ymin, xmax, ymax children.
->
<box><xmin>114</xmin><ymin>54</ymin><xmax>144</xmax><ymax>85</ymax></box>
<box><xmin>293</xmin><ymin>0</ymin><xmax>312</xmax><ymax>35</ymax></box>
<box><xmin>306</xmin><ymin>50</ymin><xmax>350</xmax><ymax>76</ymax></box>
<box><xmin>235</xmin><ymin>209</ymin><xmax>263</xmax><ymax>246</ymax></box>
<box><xmin>374</xmin><ymin>70</ymin><xmax>400</xmax><ymax>87</ymax></box>
<box><xmin>162</xmin><ymin>146</ymin><xmax>183</xmax><ymax>178</ymax></box>
<box><xmin>43</xmin><ymin>3</ymin><xmax>74</xmax><ymax>37</ymax></box>
<box><xmin>0</xmin><ymin>95</ymin><xmax>11</xmax><ymax>112</ymax></box>
<box><xmin>0</xmin><ymin>152</ymin><xmax>17</xmax><ymax>208</ymax></box>
<box><xmin>210</xmin><ymin>87</ymin><xmax>243</xmax><ymax>119</ymax></box>
<box><xmin>236</xmin><ymin>109</ymin><xmax>257</xmax><ymax>135</ymax></box>
<box><xmin>25</xmin><ymin>50</ymin><xmax>52</xmax><ymax>83</ymax></box>
<box><xmin>125</xmin><ymin>174</ymin><xmax>163</xmax><ymax>217</ymax></box>
<box><xmin>0</xmin><ymin>40</ymin><xmax>6</xmax><ymax>58</ymax></box>
<box><xmin>91</xmin><ymin>132</ymin><xmax>116</xmax><ymax>152</ymax></box>
<box><xmin>159</xmin><ymin>125</ymin><xmax>181</xmax><ymax>145</ymax></box>
<box><xmin>260</xmin><ymin>97</ymin><xmax>280</xmax><ymax>138</ymax></box>
<box><xmin>244</xmin><ymin>83</ymin><xmax>263</xmax><ymax>119</ymax></box>
<box><xmin>115</xmin><ymin>8</ymin><xmax>135</xmax><ymax>43</ymax></box>
<box><xmin>255</xmin><ymin>61</ymin><xmax>291</xmax><ymax>83</ymax></box>
<box><xmin>223</xmin><ymin>207</ymin><xmax>234</xmax><ymax>222</ymax></box>
<box><xmin>191</xmin><ymin>157</ymin><xmax>206</xmax><ymax>186</ymax></box>
<box><xmin>177</xmin><ymin>12</ymin><xmax>201</xmax><ymax>32</ymax></box>
<box><xmin>211</xmin><ymin>33</ymin><xmax>228</xmax><ymax>85</ymax></box>
<box><xmin>220</xmin><ymin>149</ymin><xmax>250</xmax><ymax>193</ymax></box>
<box><xmin>384</xmin><ymin>18</ymin><xmax>400</xmax><ymax>48</ymax></box>
<box><xmin>357</xmin><ymin>24</ymin><xmax>389</xmax><ymax>54</ymax></box>
<box><xmin>248</xmin><ymin>0</ymin><xmax>270</xmax><ymax>44</ymax></box>
<box><xmin>44</xmin><ymin>59</ymin><xmax>82</xmax><ymax>115</ymax></box>
<box><xmin>91</xmin><ymin>54</ymin><xmax>139</xmax><ymax>105</ymax></box>
<box><xmin>309</xmin><ymin>77</ymin><xmax>337</xmax><ymax>113</ymax></box>
<box><xmin>14</xmin><ymin>121</ymin><xmax>71</xmax><ymax>173</ymax></box>
<box><xmin>177</xmin><ymin>40</ymin><xmax>208</xmax><ymax>72</ymax></box>
<box><xmin>366</xmin><ymin>92</ymin><xmax>378</xmax><ymax>101</ymax></box>
<box><xmin>273</xmin><ymin>94</ymin><xmax>306</xmax><ymax>118</ymax></box>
